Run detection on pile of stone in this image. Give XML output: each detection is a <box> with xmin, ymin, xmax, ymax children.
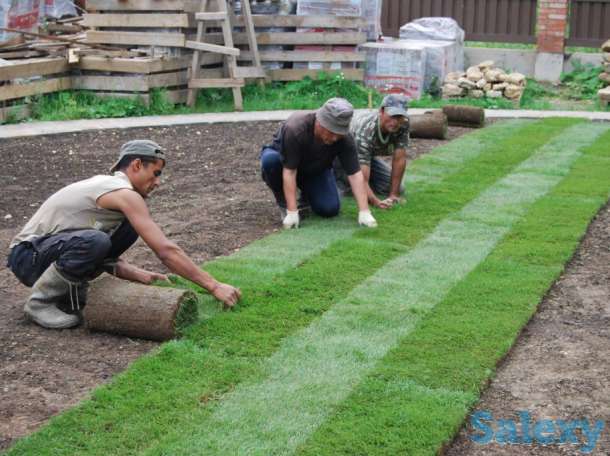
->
<box><xmin>442</xmin><ymin>60</ymin><xmax>526</xmax><ymax>102</ymax></box>
<box><xmin>598</xmin><ymin>39</ymin><xmax>610</xmax><ymax>108</ymax></box>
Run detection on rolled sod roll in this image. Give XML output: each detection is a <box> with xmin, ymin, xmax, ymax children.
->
<box><xmin>84</xmin><ymin>276</ymin><xmax>199</xmax><ymax>341</ymax></box>
<box><xmin>409</xmin><ymin>110</ymin><xmax>448</xmax><ymax>139</ymax></box>
<box><xmin>442</xmin><ymin>105</ymin><xmax>485</xmax><ymax>128</ymax></box>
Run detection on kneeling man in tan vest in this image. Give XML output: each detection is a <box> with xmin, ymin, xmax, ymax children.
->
<box><xmin>7</xmin><ymin>140</ymin><xmax>241</xmax><ymax>329</ymax></box>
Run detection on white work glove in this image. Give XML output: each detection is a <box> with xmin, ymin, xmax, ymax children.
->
<box><xmin>283</xmin><ymin>210</ymin><xmax>300</xmax><ymax>229</ymax></box>
<box><xmin>358</xmin><ymin>210</ymin><xmax>377</xmax><ymax>228</ymax></box>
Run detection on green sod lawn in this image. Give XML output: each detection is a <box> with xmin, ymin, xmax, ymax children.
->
<box><xmin>5</xmin><ymin>118</ymin><xmax>610</xmax><ymax>456</ymax></box>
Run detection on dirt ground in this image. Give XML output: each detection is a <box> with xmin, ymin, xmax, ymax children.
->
<box><xmin>0</xmin><ymin>121</ymin><xmax>466</xmax><ymax>450</ymax></box>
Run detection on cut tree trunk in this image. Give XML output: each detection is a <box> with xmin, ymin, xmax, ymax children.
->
<box><xmin>442</xmin><ymin>105</ymin><xmax>485</xmax><ymax>128</ymax></box>
<box><xmin>409</xmin><ymin>111</ymin><xmax>448</xmax><ymax>139</ymax></box>
<box><xmin>84</xmin><ymin>276</ymin><xmax>199</xmax><ymax>341</ymax></box>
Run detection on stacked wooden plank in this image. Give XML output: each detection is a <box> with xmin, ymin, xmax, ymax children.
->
<box><xmin>82</xmin><ymin>0</ymin><xmax>367</xmax><ymax>86</ymax></box>
<box><xmin>234</xmin><ymin>14</ymin><xmax>366</xmax><ymax>81</ymax></box>
<box><xmin>79</xmin><ymin>0</ymin><xmax>204</xmax><ymax>102</ymax></box>
<box><xmin>599</xmin><ymin>39</ymin><xmax>610</xmax><ymax>108</ymax></box>
<box><xmin>0</xmin><ymin>56</ymin><xmax>71</xmax><ymax>122</ymax></box>
<box><xmin>1</xmin><ymin>1</ymin><xmax>370</xmax><ymax>121</ymax></box>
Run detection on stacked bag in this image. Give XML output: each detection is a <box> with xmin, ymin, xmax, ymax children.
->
<box><xmin>442</xmin><ymin>60</ymin><xmax>526</xmax><ymax>102</ymax></box>
<box><xmin>0</xmin><ymin>0</ymin><xmax>76</xmax><ymax>44</ymax></box>
<box><xmin>360</xmin><ymin>17</ymin><xmax>465</xmax><ymax>100</ymax></box>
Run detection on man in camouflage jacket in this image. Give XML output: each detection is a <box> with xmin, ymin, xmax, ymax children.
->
<box><xmin>337</xmin><ymin>94</ymin><xmax>409</xmax><ymax>209</ymax></box>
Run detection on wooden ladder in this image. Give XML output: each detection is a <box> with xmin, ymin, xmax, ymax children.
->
<box><xmin>186</xmin><ymin>0</ymin><xmax>265</xmax><ymax>110</ymax></box>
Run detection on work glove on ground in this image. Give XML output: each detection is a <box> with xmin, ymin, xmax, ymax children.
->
<box><xmin>358</xmin><ymin>210</ymin><xmax>378</xmax><ymax>228</ymax></box>
<box><xmin>283</xmin><ymin>210</ymin><xmax>300</xmax><ymax>229</ymax></box>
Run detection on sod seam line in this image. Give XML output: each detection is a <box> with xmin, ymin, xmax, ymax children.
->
<box><xmin>145</xmin><ymin>122</ymin><xmax>609</xmax><ymax>455</ymax></box>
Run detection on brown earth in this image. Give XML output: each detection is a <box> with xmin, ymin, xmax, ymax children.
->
<box><xmin>0</xmin><ymin>121</ymin><xmax>466</xmax><ymax>451</ymax></box>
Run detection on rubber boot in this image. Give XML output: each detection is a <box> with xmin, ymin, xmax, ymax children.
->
<box><xmin>24</xmin><ymin>264</ymin><xmax>81</xmax><ymax>329</ymax></box>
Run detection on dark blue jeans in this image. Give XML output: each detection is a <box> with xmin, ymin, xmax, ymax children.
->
<box><xmin>260</xmin><ymin>147</ymin><xmax>340</xmax><ymax>218</ymax></box>
<box><xmin>7</xmin><ymin>220</ymin><xmax>138</xmax><ymax>287</ymax></box>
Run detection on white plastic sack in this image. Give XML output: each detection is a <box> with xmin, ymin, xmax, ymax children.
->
<box><xmin>399</xmin><ymin>17</ymin><xmax>465</xmax><ymax>43</ymax></box>
<box><xmin>403</xmin><ymin>39</ymin><xmax>464</xmax><ymax>90</ymax></box>
<box><xmin>361</xmin><ymin>0</ymin><xmax>381</xmax><ymax>40</ymax></box>
<box><xmin>41</xmin><ymin>0</ymin><xmax>77</xmax><ymax>19</ymax></box>
<box><xmin>360</xmin><ymin>40</ymin><xmax>426</xmax><ymax>100</ymax></box>
<box><xmin>0</xmin><ymin>0</ymin><xmax>40</xmax><ymax>42</ymax></box>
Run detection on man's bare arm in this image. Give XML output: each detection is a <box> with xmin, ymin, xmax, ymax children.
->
<box><xmin>113</xmin><ymin>258</ymin><xmax>168</xmax><ymax>285</ymax></box>
<box><xmin>347</xmin><ymin>170</ymin><xmax>371</xmax><ymax>212</ymax></box>
<box><xmin>389</xmin><ymin>148</ymin><xmax>407</xmax><ymax>201</ymax></box>
<box><xmin>282</xmin><ymin>167</ymin><xmax>298</xmax><ymax>211</ymax></box>
<box><xmin>361</xmin><ymin>164</ymin><xmax>391</xmax><ymax>209</ymax></box>
<box><xmin>98</xmin><ymin>189</ymin><xmax>241</xmax><ymax>307</ymax></box>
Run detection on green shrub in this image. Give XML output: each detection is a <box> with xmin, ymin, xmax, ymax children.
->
<box><xmin>560</xmin><ymin>60</ymin><xmax>604</xmax><ymax>99</ymax></box>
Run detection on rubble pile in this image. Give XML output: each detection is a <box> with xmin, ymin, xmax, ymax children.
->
<box><xmin>442</xmin><ymin>60</ymin><xmax>526</xmax><ymax>102</ymax></box>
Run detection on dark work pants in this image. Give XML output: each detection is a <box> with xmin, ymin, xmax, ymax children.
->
<box><xmin>7</xmin><ymin>220</ymin><xmax>138</xmax><ymax>287</ymax></box>
<box><xmin>260</xmin><ymin>147</ymin><xmax>340</xmax><ymax>218</ymax></box>
<box><xmin>334</xmin><ymin>156</ymin><xmax>405</xmax><ymax>197</ymax></box>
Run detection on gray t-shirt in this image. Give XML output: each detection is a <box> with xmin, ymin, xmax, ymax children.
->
<box><xmin>10</xmin><ymin>172</ymin><xmax>134</xmax><ymax>248</ymax></box>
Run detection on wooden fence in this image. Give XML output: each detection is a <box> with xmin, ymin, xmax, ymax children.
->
<box><xmin>381</xmin><ymin>0</ymin><xmax>538</xmax><ymax>43</ymax></box>
<box><xmin>567</xmin><ymin>0</ymin><xmax>610</xmax><ymax>47</ymax></box>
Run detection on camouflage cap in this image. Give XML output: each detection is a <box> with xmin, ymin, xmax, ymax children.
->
<box><xmin>381</xmin><ymin>94</ymin><xmax>409</xmax><ymax>117</ymax></box>
<box><xmin>316</xmin><ymin>97</ymin><xmax>354</xmax><ymax>135</ymax></box>
<box><xmin>110</xmin><ymin>140</ymin><xmax>166</xmax><ymax>173</ymax></box>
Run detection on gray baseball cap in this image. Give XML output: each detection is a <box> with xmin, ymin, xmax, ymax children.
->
<box><xmin>381</xmin><ymin>94</ymin><xmax>409</xmax><ymax>117</ymax></box>
<box><xmin>316</xmin><ymin>97</ymin><xmax>354</xmax><ymax>135</ymax></box>
<box><xmin>110</xmin><ymin>140</ymin><xmax>166</xmax><ymax>173</ymax></box>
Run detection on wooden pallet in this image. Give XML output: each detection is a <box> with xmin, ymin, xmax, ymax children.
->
<box><xmin>83</xmin><ymin>2</ymin><xmax>367</xmax><ymax>82</ymax></box>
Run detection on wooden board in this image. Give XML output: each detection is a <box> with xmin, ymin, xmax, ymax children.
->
<box><xmin>0</xmin><ymin>77</ymin><xmax>71</xmax><ymax>102</ymax></box>
<box><xmin>228</xmin><ymin>32</ymin><xmax>366</xmax><ymax>46</ymax></box>
<box><xmin>86</xmin><ymin>31</ymin><xmax>186</xmax><ymax>47</ymax></box>
<box><xmin>238</xmin><ymin>50</ymin><xmax>364</xmax><ymax>63</ymax></box>
<box><xmin>72</xmin><ymin>74</ymin><xmax>149</xmax><ymax>91</ymax></box>
<box><xmin>88</xmin><ymin>31</ymin><xmax>365</xmax><ymax>47</ymax></box>
<box><xmin>267</xmin><ymin>68</ymin><xmax>363</xmax><ymax>81</ymax></box>
<box><xmin>78</xmin><ymin>56</ymin><xmax>194</xmax><ymax>73</ymax></box>
<box><xmin>148</xmin><ymin>71</ymin><xmax>189</xmax><ymax>88</ymax></box>
<box><xmin>0</xmin><ymin>50</ymin><xmax>47</xmax><ymax>59</ymax></box>
<box><xmin>82</xmin><ymin>13</ymin><xmax>194</xmax><ymax>28</ymax></box>
<box><xmin>185</xmin><ymin>40</ymin><xmax>240</xmax><ymax>56</ymax></box>
<box><xmin>85</xmin><ymin>0</ymin><xmax>200</xmax><ymax>12</ymax></box>
<box><xmin>233</xmin><ymin>15</ymin><xmax>367</xmax><ymax>29</ymax></box>
<box><xmin>0</xmin><ymin>103</ymin><xmax>31</xmax><ymax>123</ymax></box>
<box><xmin>0</xmin><ymin>57</ymin><xmax>69</xmax><ymax>81</ymax></box>
<box><xmin>188</xmin><ymin>77</ymin><xmax>245</xmax><ymax>88</ymax></box>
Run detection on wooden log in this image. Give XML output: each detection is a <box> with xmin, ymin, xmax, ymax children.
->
<box><xmin>442</xmin><ymin>105</ymin><xmax>485</xmax><ymax>128</ymax></box>
<box><xmin>408</xmin><ymin>111</ymin><xmax>448</xmax><ymax>140</ymax></box>
<box><xmin>84</xmin><ymin>276</ymin><xmax>199</xmax><ymax>341</ymax></box>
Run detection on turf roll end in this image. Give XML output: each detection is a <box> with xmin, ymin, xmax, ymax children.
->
<box><xmin>84</xmin><ymin>276</ymin><xmax>199</xmax><ymax>341</ymax></box>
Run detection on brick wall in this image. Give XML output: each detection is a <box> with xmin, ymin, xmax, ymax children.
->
<box><xmin>536</xmin><ymin>0</ymin><xmax>568</xmax><ymax>53</ymax></box>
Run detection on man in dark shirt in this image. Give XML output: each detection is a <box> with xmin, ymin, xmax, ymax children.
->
<box><xmin>260</xmin><ymin>98</ymin><xmax>377</xmax><ymax>229</ymax></box>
